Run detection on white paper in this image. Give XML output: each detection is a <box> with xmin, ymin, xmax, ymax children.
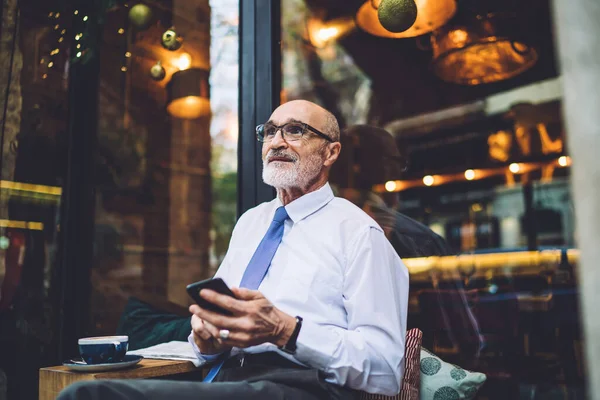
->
<box><xmin>128</xmin><ymin>341</ymin><xmax>202</xmax><ymax>367</ymax></box>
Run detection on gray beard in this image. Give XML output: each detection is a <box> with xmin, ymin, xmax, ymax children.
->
<box><xmin>262</xmin><ymin>151</ymin><xmax>324</xmax><ymax>189</ymax></box>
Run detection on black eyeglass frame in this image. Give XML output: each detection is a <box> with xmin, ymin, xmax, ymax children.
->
<box><xmin>256</xmin><ymin>121</ymin><xmax>335</xmax><ymax>143</ymax></box>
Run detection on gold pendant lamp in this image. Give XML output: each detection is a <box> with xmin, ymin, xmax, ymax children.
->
<box><xmin>430</xmin><ymin>13</ymin><xmax>538</xmax><ymax>85</ymax></box>
<box><xmin>356</xmin><ymin>0</ymin><xmax>457</xmax><ymax>39</ymax></box>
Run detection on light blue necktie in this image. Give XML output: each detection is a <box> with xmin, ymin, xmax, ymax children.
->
<box><xmin>204</xmin><ymin>206</ymin><xmax>289</xmax><ymax>382</ymax></box>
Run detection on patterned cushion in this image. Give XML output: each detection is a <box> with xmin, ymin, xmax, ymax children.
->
<box><xmin>360</xmin><ymin>328</ymin><xmax>422</xmax><ymax>400</ymax></box>
<box><xmin>419</xmin><ymin>348</ymin><xmax>486</xmax><ymax>400</ymax></box>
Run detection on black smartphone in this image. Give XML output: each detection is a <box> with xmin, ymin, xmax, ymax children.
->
<box><xmin>186</xmin><ymin>278</ymin><xmax>236</xmax><ymax>316</ymax></box>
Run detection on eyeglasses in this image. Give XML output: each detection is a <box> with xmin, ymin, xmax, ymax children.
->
<box><xmin>256</xmin><ymin>121</ymin><xmax>334</xmax><ymax>143</ymax></box>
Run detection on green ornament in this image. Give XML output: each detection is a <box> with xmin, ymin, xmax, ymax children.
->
<box><xmin>150</xmin><ymin>61</ymin><xmax>166</xmax><ymax>81</ymax></box>
<box><xmin>161</xmin><ymin>28</ymin><xmax>183</xmax><ymax>51</ymax></box>
<box><xmin>128</xmin><ymin>4</ymin><xmax>153</xmax><ymax>30</ymax></box>
<box><xmin>378</xmin><ymin>0</ymin><xmax>418</xmax><ymax>33</ymax></box>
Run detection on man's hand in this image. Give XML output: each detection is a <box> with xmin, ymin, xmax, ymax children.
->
<box><xmin>189</xmin><ymin>308</ymin><xmax>231</xmax><ymax>355</ymax></box>
<box><xmin>192</xmin><ymin>287</ymin><xmax>297</xmax><ymax>349</ymax></box>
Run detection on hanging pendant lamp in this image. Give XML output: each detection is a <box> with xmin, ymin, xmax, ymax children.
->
<box><xmin>356</xmin><ymin>0</ymin><xmax>456</xmax><ymax>39</ymax></box>
<box><xmin>430</xmin><ymin>13</ymin><xmax>538</xmax><ymax>85</ymax></box>
<box><xmin>166</xmin><ymin>68</ymin><xmax>211</xmax><ymax>119</ymax></box>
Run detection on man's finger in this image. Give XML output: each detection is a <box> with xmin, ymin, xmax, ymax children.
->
<box><xmin>200</xmin><ymin>289</ymin><xmax>246</xmax><ymax>314</ymax></box>
<box><xmin>189</xmin><ymin>304</ymin><xmax>202</xmax><ymax>314</ymax></box>
<box><xmin>195</xmin><ymin>307</ymin><xmax>251</xmax><ymax>332</ymax></box>
<box><xmin>202</xmin><ymin>320</ymin><xmax>221</xmax><ymax>338</ymax></box>
<box><xmin>194</xmin><ymin>306</ymin><xmax>236</xmax><ymax>328</ymax></box>
<box><xmin>230</xmin><ymin>287</ymin><xmax>262</xmax><ymax>300</ymax></box>
<box><xmin>191</xmin><ymin>316</ymin><xmax>212</xmax><ymax>340</ymax></box>
<box><xmin>218</xmin><ymin>331</ymin><xmax>254</xmax><ymax>348</ymax></box>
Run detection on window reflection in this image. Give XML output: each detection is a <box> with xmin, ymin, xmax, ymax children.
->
<box><xmin>283</xmin><ymin>0</ymin><xmax>584</xmax><ymax>397</ymax></box>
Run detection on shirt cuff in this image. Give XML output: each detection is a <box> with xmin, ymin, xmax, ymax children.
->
<box><xmin>292</xmin><ymin>319</ymin><xmax>337</xmax><ymax>371</ymax></box>
<box><xmin>187</xmin><ymin>331</ymin><xmax>224</xmax><ymax>363</ymax></box>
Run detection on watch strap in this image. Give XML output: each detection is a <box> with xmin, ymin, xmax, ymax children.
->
<box><xmin>280</xmin><ymin>316</ymin><xmax>303</xmax><ymax>354</ymax></box>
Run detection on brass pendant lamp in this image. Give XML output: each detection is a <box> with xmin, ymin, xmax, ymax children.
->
<box><xmin>356</xmin><ymin>0</ymin><xmax>456</xmax><ymax>39</ymax></box>
<box><xmin>430</xmin><ymin>13</ymin><xmax>538</xmax><ymax>85</ymax></box>
<box><xmin>166</xmin><ymin>68</ymin><xmax>211</xmax><ymax>119</ymax></box>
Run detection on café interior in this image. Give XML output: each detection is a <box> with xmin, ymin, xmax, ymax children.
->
<box><xmin>0</xmin><ymin>0</ymin><xmax>587</xmax><ymax>398</ymax></box>
<box><xmin>283</xmin><ymin>0</ymin><xmax>580</xmax><ymax>397</ymax></box>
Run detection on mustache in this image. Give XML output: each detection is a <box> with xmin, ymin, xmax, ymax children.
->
<box><xmin>266</xmin><ymin>150</ymin><xmax>298</xmax><ymax>162</ymax></box>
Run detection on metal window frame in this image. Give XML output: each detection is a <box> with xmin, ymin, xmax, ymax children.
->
<box><xmin>238</xmin><ymin>0</ymin><xmax>280</xmax><ymax>216</ymax></box>
<box><xmin>54</xmin><ymin>0</ymin><xmax>101</xmax><ymax>361</ymax></box>
<box><xmin>52</xmin><ymin>0</ymin><xmax>281</xmax><ymax>360</ymax></box>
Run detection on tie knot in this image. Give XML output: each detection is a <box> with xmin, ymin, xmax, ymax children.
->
<box><xmin>273</xmin><ymin>206</ymin><xmax>289</xmax><ymax>224</ymax></box>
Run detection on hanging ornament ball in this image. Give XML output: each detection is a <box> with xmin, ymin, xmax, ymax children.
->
<box><xmin>161</xmin><ymin>28</ymin><xmax>183</xmax><ymax>51</ymax></box>
<box><xmin>377</xmin><ymin>0</ymin><xmax>418</xmax><ymax>33</ymax></box>
<box><xmin>150</xmin><ymin>61</ymin><xmax>166</xmax><ymax>81</ymax></box>
<box><xmin>128</xmin><ymin>4</ymin><xmax>153</xmax><ymax>30</ymax></box>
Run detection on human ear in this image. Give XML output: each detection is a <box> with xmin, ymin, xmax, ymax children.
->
<box><xmin>323</xmin><ymin>142</ymin><xmax>341</xmax><ymax>167</ymax></box>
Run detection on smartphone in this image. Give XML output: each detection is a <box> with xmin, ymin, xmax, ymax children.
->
<box><xmin>186</xmin><ymin>278</ymin><xmax>236</xmax><ymax>316</ymax></box>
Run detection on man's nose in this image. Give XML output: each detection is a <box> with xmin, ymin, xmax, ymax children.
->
<box><xmin>269</xmin><ymin>129</ymin><xmax>288</xmax><ymax>148</ymax></box>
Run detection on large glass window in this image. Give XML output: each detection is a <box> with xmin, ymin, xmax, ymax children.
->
<box><xmin>0</xmin><ymin>0</ymin><xmax>238</xmax><ymax>397</ymax></box>
<box><xmin>282</xmin><ymin>0</ymin><xmax>583</xmax><ymax>398</ymax></box>
<box><xmin>90</xmin><ymin>0</ymin><xmax>239</xmax><ymax>334</ymax></box>
<box><xmin>0</xmin><ymin>0</ymin><xmax>70</xmax><ymax>398</ymax></box>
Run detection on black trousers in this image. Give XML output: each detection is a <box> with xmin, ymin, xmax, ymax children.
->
<box><xmin>57</xmin><ymin>353</ymin><xmax>358</xmax><ymax>400</ymax></box>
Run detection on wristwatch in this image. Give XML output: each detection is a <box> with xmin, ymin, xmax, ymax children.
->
<box><xmin>280</xmin><ymin>316</ymin><xmax>303</xmax><ymax>354</ymax></box>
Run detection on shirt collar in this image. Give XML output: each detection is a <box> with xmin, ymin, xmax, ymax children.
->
<box><xmin>275</xmin><ymin>182</ymin><xmax>334</xmax><ymax>224</ymax></box>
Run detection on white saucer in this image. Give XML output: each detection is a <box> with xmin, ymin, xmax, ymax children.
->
<box><xmin>63</xmin><ymin>354</ymin><xmax>143</xmax><ymax>372</ymax></box>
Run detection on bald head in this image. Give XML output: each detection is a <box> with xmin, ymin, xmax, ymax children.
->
<box><xmin>270</xmin><ymin>100</ymin><xmax>340</xmax><ymax>142</ymax></box>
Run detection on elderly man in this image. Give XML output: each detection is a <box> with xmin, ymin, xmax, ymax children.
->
<box><xmin>58</xmin><ymin>100</ymin><xmax>408</xmax><ymax>400</ymax></box>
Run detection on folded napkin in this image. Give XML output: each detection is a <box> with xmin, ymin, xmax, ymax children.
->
<box><xmin>128</xmin><ymin>341</ymin><xmax>202</xmax><ymax>367</ymax></box>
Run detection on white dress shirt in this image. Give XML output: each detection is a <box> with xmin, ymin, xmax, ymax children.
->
<box><xmin>188</xmin><ymin>182</ymin><xmax>409</xmax><ymax>395</ymax></box>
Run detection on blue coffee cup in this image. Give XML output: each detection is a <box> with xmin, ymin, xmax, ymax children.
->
<box><xmin>78</xmin><ymin>336</ymin><xmax>129</xmax><ymax>364</ymax></box>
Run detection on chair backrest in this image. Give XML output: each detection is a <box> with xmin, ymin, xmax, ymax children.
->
<box><xmin>359</xmin><ymin>328</ymin><xmax>423</xmax><ymax>400</ymax></box>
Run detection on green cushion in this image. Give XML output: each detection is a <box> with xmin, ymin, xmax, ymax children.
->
<box><xmin>419</xmin><ymin>348</ymin><xmax>486</xmax><ymax>400</ymax></box>
<box><xmin>115</xmin><ymin>297</ymin><xmax>191</xmax><ymax>350</ymax></box>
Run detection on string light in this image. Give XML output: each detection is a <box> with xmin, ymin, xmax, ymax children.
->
<box><xmin>50</xmin><ymin>49</ymin><xmax>60</xmax><ymax>56</ymax></box>
<box><xmin>61</xmin><ymin>29</ymin><xmax>66</xmax><ymax>34</ymax></box>
<box><xmin>54</xmin><ymin>24</ymin><xmax>60</xmax><ymax>30</ymax></box>
<box><xmin>76</xmin><ymin>51</ymin><xmax>82</xmax><ymax>58</ymax></box>
<box><xmin>40</xmin><ymin>58</ymin><xmax>45</xmax><ymax>64</ymax></box>
<box><xmin>58</xmin><ymin>37</ymin><xmax>64</xmax><ymax>43</ymax></box>
<box><xmin>76</xmin><ymin>44</ymin><xmax>81</xmax><ymax>49</ymax></box>
<box><xmin>74</xmin><ymin>10</ymin><xmax>79</xmax><ymax>15</ymax></box>
<box><xmin>125</xmin><ymin>52</ymin><xmax>131</xmax><ymax>58</ymax></box>
<box><xmin>47</xmin><ymin>61</ymin><xmax>54</xmax><ymax>68</ymax></box>
<box><xmin>121</xmin><ymin>66</ymin><xmax>127</xmax><ymax>72</ymax></box>
<box><xmin>374</xmin><ymin>156</ymin><xmax>572</xmax><ymax>193</ymax></box>
<box><xmin>118</xmin><ymin>28</ymin><xmax>125</xmax><ymax>34</ymax></box>
<box><xmin>48</xmin><ymin>12</ymin><xmax>54</xmax><ymax>17</ymax></box>
<box><xmin>83</xmin><ymin>16</ymin><xmax>88</xmax><ymax>21</ymax></box>
<box><xmin>55</xmin><ymin>12</ymin><xmax>60</xmax><ymax>18</ymax></box>
<box><xmin>385</xmin><ymin>181</ymin><xmax>397</xmax><ymax>192</ymax></box>
<box><xmin>42</xmin><ymin>74</ymin><xmax>48</xmax><ymax>79</ymax></box>
<box><xmin>509</xmin><ymin>163</ymin><xmax>521</xmax><ymax>173</ymax></box>
<box><xmin>558</xmin><ymin>156</ymin><xmax>570</xmax><ymax>167</ymax></box>
<box><xmin>75</xmin><ymin>33</ymin><xmax>82</xmax><ymax>40</ymax></box>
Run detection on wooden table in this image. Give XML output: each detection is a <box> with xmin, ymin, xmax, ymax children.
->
<box><xmin>39</xmin><ymin>359</ymin><xmax>200</xmax><ymax>400</ymax></box>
